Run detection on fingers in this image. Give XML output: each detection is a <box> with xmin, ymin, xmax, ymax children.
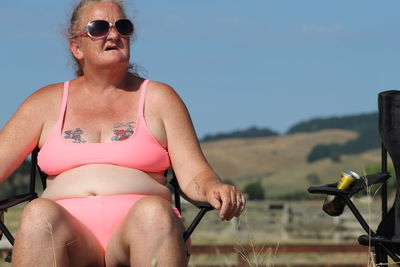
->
<box><xmin>212</xmin><ymin>184</ymin><xmax>246</xmax><ymax>221</ymax></box>
<box><xmin>239</xmin><ymin>194</ymin><xmax>246</xmax><ymax>213</ymax></box>
<box><xmin>208</xmin><ymin>191</ymin><xmax>222</xmax><ymax>210</ymax></box>
<box><xmin>225</xmin><ymin>189</ymin><xmax>246</xmax><ymax>221</ymax></box>
<box><xmin>218</xmin><ymin>189</ymin><xmax>231</xmax><ymax>220</ymax></box>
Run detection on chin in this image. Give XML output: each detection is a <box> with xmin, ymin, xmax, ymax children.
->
<box><xmin>101</xmin><ymin>57</ymin><xmax>130</xmax><ymax>67</ymax></box>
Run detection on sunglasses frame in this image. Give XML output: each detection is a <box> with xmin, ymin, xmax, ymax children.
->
<box><xmin>73</xmin><ymin>19</ymin><xmax>134</xmax><ymax>39</ymax></box>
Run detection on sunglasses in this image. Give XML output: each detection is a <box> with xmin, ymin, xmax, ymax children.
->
<box><xmin>74</xmin><ymin>19</ymin><xmax>134</xmax><ymax>39</ymax></box>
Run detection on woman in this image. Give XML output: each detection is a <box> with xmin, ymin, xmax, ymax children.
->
<box><xmin>0</xmin><ymin>0</ymin><xmax>245</xmax><ymax>266</ymax></box>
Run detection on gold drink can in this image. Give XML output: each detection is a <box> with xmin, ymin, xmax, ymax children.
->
<box><xmin>337</xmin><ymin>170</ymin><xmax>360</xmax><ymax>190</ymax></box>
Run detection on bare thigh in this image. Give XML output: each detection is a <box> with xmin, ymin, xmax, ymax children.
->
<box><xmin>104</xmin><ymin>196</ymin><xmax>189</xmax><ymax>266</ymax></box>
<box><xmin>13</xmin><ymin>198</ymin><xmax>105</xmax><ymax>267</ymax></box>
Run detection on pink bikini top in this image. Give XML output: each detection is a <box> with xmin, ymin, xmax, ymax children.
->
<box><xmin>37</xmin><ymin>80</ymin><xmax>171</xmax><ymax>176</ymax></box>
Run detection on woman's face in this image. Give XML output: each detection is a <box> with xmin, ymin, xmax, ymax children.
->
<box><xmin>71</xmin><ymin>2</ymin><xmax>131</xmax><ymax>71</ymax></box>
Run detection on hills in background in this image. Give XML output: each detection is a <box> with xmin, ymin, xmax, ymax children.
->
<box><xmin>202</xmin><ymin>129</ymin><xmax>382</xmax><ymax>199</ymax></box>
<box><xmin>202</xmin><ymin>126</ymin><xmax>279</xmax><ymax>142</ymax></box>
<box><xmin>200</xmin><ymin>112</ymin><xmax>385</xmax><ymax>199</ymax></box>
<box><xmin>3</xmin><ymin>112</ymin><xmax>386</xmax><ymax>200</ymax></box>
<box><xmin>202</xmin><ymin>112</ymin><xmax>380</xmax><ymax>163</ymax></box>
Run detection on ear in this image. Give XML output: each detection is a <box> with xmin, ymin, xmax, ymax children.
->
<box><xmin>70</xmin><ymin>38</ymin><xmax>84</xmax><ymax>60</ymax></box>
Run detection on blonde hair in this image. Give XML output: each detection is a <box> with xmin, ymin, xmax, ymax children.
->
<box><xmin>68</xmin><ymin>0</ymin><xmax>134</xmax><ymax>76</ymax></box>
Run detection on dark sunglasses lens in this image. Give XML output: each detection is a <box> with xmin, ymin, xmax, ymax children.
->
<box><xmin>115</xmin><ymin>19</ymin><xmax>134</xmax><ymax>36</ymax></box>
<box><xmin>88</xmin><ymin>20</ymin><xmax>110</xmax><ymax>37</ymax></box>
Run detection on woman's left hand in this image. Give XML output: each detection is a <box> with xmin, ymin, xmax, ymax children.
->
<box><xmin>205</xmin><ymin>182</ymin><xmax>246</xmax><ymax>221</ymax></box>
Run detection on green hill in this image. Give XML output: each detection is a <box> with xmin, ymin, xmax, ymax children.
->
<box><xmin>287</xmin><ymin>112</ymin><xmax>380</xmax><ymax>162</ymax></box>
<box><xmin>201</xmin><ymin>126</ymin><xmax>279</xmax><ymax>142</ymax></box>
<box><xmin>287</xmin><ymin>112</ymin><xmax>378</xmax><ymax>134</ymax></box>
<box><xmin>200</xmin><ymin>129</ymin><xmax>383</xmax><ymax>199</ymax></box>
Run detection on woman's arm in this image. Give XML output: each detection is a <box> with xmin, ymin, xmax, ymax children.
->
<box><xmin>0</xmin><ymin>85</ymin><xmax>59</xmax><ymax>183</ymax></box>
<box><xmin>153</xmin><ymin>82</ymin><xmax>245</xmax><ymax>221</ymax></box>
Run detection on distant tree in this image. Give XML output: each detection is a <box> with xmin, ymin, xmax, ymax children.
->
<box><xmin>330</xmin><ymin>151</ymin><xmax>341</xmax><ymax>163</ymax></box>
<box><xmin>289</xmin><ymin>112</ymin><xmax>380</xmax><ymax>162</ymax></box>
<box><xmin>202</xmin><ymin>126</ymin><xmax>279</xmax><ymax>142</ymax></box>
<box><xmin>307</xmin><ymin>129</ymin><xmax>380</xmax><ymax>163</ymax></box>
<box><xmin>243</xmin><ymin>181</ymin><xmax>265</xmax><ymax>200</ymax></box>
<box><xmin>307</xmin><ymin>144</ymin><xmax>339</xmax><ymax>163</ymax></box>
<box><xmin>287</xmin><ymin>112</ymin><xmax>378</xmax><ymax>134</ymax></box>
<box><xmin>305</xmin><ymin>173</ymin><xmax>321</xmax><ymax>185</ymax></box>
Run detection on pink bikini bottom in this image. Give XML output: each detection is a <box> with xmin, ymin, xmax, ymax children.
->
<box><xmin>55</xmin><ymin>194</ymin><xmax>183</xmax><ymax>249</ymax></box>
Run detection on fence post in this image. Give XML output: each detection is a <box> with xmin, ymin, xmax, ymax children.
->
<box><xmin>281</xmin><ymin>202</ymin><xmax>290</xmax><ymax>240</ymax></box>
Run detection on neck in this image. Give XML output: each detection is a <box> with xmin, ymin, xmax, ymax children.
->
<box><xmin>81</xmin><ymin>64</ymin><xmax>131</xmax><ymax>91</ymax></box>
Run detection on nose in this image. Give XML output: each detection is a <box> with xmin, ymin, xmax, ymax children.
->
<box><xmin>107</xmin><ymin>25</ymin><xmax>119</xmax><ymax>39</ymax></box>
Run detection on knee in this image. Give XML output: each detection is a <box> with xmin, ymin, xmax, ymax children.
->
<box><xmin>18</xmin><ymin>198</ymin><xmax>64</xmax><ymax>237</ymax></box>
<box><xmin>129</xmin><ymin>196</ymin><xmax>184</xmax><ymax>235</ymax></box>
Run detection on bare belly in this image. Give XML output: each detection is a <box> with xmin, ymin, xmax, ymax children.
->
<box><xmin>40</xmin><ymin>164</ymin><xmax>172</xmax><ymax>201</ymax></box>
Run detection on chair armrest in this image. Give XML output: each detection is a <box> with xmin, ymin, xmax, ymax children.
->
<box><xmin>168</xmin><ymin>174</ymin><xmax>215</xmax><ymax>241</ymax></box>
<box><xmin>183</xmin><ymin>204</ymin><xmax>214</xmax><ymax>241</ymax></box>
<box><xmin>0</xmin><ymin>192</ymin><xmax>38</xmax><ymax>247</ymax></box>
<box><xmin>308</xmin><ymin>172</ymin><xmax>391</xmax><ymax>197</ymax></box>
<box><xmin>0</xmin><ymin>193</ymin><xmax>37</xmax><ymax>211</ymax></box>
<box><xmin>308</xmin><ymin>183</ymin><xmax>345</xmax><ymax>196</ymax></box>
<box><xmin>350</xmin><ymin>172</ymin><xmax>391</xmax><ymax>193</ymax></box>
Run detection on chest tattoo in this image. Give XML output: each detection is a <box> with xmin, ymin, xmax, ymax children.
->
<box><xmin>64</xmin><ymin>128</ymin><xmax>87</xmax><ymax>143</ymax></box>
<box><xmin>111</xmin><ymin>121</ymin><xmax>136</xmax><ymax>141</ymax></box>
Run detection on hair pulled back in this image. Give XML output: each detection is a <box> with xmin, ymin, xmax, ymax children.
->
<box><xmin>68</xmin><ymin>0</ymin><xmax>133</xmax><ymax>76</ymax></box>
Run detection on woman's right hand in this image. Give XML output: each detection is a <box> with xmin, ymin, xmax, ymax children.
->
<box><xmin>203</xmin><ymin>181</ymin><xmax>246</xmax><ymax>221</ymax></box>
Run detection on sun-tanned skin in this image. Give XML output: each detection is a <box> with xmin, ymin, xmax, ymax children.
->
<box><xmin>0</xmin><ymin>2</ymin><xmax>246</xmax><ymax>267</ymax></box>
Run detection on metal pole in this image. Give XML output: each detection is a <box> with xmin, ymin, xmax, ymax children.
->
<box><xmin>380</xmin><ymin>143</ymin><xmax>389</xmax><ymax>265</ymax></box>
<box><xmin>381</xmin><ymin>144</ymin><xmax>388</xmax><ymax>217</ymax></box>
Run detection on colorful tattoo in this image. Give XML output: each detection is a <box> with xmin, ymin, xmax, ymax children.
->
<box><xmin>64</xmin><ymin>128</ymin><xmax>87</xmax><ymax>143</ymax></box>
<box><xmin>111</xmin><ymin>122</ymin><xmax>135</xmax><ymax>141</ymax></box>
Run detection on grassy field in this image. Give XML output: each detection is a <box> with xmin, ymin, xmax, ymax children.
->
<box><xmin>201</xmin><ymin>129</ymin><xmax>382</xmax><ymax>198</ymax></box>
<box><xmin>0</xmin><ymin>198</ymin><xmax>385</xmax><ymax>266</ymax></box>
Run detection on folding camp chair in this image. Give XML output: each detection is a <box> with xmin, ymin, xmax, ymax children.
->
<box><xmin>0</xmin><ymin>148</ymin><xmax>213</xmax><ymax>262</ymax></box>
<box><xmin>308</xmin><ymin>90</ymin><xmax>400</xmax><ymax>265</ymax></box>
<box><xmin>0</xmin><ymin>147</ymin><xmax>45</xmax><ymax>262</ymax></box>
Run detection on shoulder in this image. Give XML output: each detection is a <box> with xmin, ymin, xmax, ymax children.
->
<box><xmin>17</xmin><ymin>82</ymin><xmax>65</xmax><ymax>121</ymax></box>
<box><xmin>146</xmin><ymin>80</ymin><xmax>186</xmax><ymax>110</ymax></box>
<box><xmin>23</xmin><ymin>82</ymin><xmax>64</xmax><ymax>108</ymax></box>
<box><xmin>146</xmin><ymin>80</ymin><xmax>195</xmax><ymax>130</ymax></box>
<box><xmin>1</xmin><ymin>82</ymin><xmax>66</xmax><ymax>143</ymax></box>
<box><xmin>147</xmin><ymin>80</ymin><xmax>180</xmax><ymax>98</ymax></box>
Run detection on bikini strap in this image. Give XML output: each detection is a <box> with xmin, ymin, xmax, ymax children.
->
<box><xmin>138</xmin><ymin>79</ymin><xmax>150</xmax><ymax>117</ymax></box>
<box><xmin>57</xmin><ymin>81</ymin><xmax>70</xmax><ymax>124</ymax></box>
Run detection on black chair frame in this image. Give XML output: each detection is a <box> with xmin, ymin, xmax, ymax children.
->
<box><xmin>308</xmin><ymin>145</ymin><xmax>399</xmax><ymax>265</ymax></box>
<box><xmin>0</xmin><ymin>147</ymin><xmax>213</xmax><ymax>262</ymax></box>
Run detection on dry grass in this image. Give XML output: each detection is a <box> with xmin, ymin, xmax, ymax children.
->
<box><xmin>0</xmin><ymin>204</ymin><xmax>387</xmax><ymax>267</ymax></box>
<box><xmin>234</xmin><ymin>209</ymin><xmax>279</xmax><ymax>267</ymax></box>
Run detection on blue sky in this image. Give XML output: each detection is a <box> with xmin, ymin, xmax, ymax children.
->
<box><xmin>1</xmin><ymin>1</ymin><xmax>400</xmax><ymax>138</ymax></box>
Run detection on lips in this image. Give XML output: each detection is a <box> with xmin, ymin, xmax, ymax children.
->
<box><xmin>104</xmin><ymin>44</ymin><xmax>118</xmax><ymax>51</ymax></box>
